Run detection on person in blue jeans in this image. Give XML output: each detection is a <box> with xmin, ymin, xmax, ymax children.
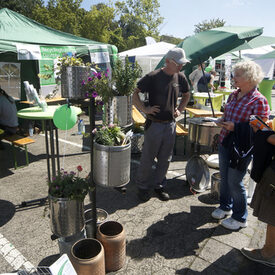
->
<box><xmin>133</xmin><ymin>48</ymin><xmax>190</xmax><ymax>202</ymax></box>
<box><xmin>211</xmin><ymin>60</ymin><xmax>270</xmax><ymax>230</ymax></box>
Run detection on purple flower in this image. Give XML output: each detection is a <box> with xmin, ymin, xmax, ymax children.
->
<box><xmin>106</xmin><ymin>68</ymin><xmax>109</xmax><ymax>72</ymax></box>
<box><xmin>85</xmin><ymin>92</ymin><xmax>89</xmax><ymax>98</ymax></box>
<box><xmin>55</xmin><ymin>186</ymin><xmax>59</xmax><ymax>190</ymax></box>
<box><xmin>81</xmin><ymin>80</ymin><xmax>85</xmax><ymax>86</ymax></box>
<box><xmin>97</xmin><ymin>72</ymin><xmax>102</xmax><ymax>80</ymax></box>
<box><xmin>88</xmin><ymin>77</ymin><xmax>92</xmax><ymax>82</ymax></box>
<box><xmin>92</xmin><ymin>91</ymin><xmax>98</xmax><ymax>98</ymax></box>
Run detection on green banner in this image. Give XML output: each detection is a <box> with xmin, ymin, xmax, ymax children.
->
<box><xmin>39</xmin><ymin>46</ymin><xmax>76</xmax><ymax>86</ymax></box>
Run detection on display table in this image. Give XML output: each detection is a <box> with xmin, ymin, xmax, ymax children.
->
<box><xmin>184</xmin><ymin>107</ymin><xmax>223</xmax><ymax>127</ymax></box>
<box><xmin>193</xmin><ymin>92</ymin><xmax>223</xmax><ymax>111</ymax></box>
<box><xmin>17</xmin><ymin>105</ymin><xmax>82</xmax><ymax>182</ymax></box>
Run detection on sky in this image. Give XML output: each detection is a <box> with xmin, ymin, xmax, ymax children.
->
<box><xmin>75</xmin><ymin>0</ymin><xmax>274</xmax><ymax>39</ymax></box>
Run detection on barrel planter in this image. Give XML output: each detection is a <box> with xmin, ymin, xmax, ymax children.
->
<box><xmin>49</xmin><ymin>195</ymin><xmax>85</xmax><ymax>237</ymax></box>
<box><xmin>97</xmin><ymin>221</ymin><xmax>126</xmax><ymax>272</ymax></box>
<box><xmin>61</xmin><ymin>66</ymin><xmax>89</xmax><ymax>99</ymax></box>
<box><xmin>103</xmin><ymin>95</ymin><xmax>132</xmax><ymax>127</ymax></box>
<box><xmin>93</xmin><ymin>141</ymin><xmax>131</xmax><ymax>188</ymax></box>
<box><xmin>70</xmin><ymin>238</ymin><xmax>105</xmax><ymax>275</ymax></box>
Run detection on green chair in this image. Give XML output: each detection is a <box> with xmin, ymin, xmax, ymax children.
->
<box><xmin>258</xmin><ymin>79</ymin><xmax>275</xmax><ymax>111</ymax></box>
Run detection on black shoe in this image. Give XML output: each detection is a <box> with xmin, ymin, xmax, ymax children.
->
<box><xmin>154</xmin><ymin>188</ymin><xmax>170</xmax><ymax>201</ymax></box>
<box><xmin>138</xmin><ymin>188</ymin><xmax>150</xmax><ymax>202</ymax></box>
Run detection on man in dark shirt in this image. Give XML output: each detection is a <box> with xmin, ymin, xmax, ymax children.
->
<box><xmin>133</xmin><ymin>48</ymin><xmax>190</xmax><ymax>201</ymax></box>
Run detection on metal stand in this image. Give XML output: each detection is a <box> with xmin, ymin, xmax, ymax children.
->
<box><xmin>88</xmin><ymin>97</ymin><xmax>97</xmax><ymax>238</ymax></box>
<box><xmin>20</xmin><ymin>120</ymin><xmax>60</xmax><ymax>208</ymax></box>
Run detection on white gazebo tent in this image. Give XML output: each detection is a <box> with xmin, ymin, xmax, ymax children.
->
<box><xmin>118</xmin><ymin>42</ymin><xmax>176</xmax><ymax>76</ymax></box>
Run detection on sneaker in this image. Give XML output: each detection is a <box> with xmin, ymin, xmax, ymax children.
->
<box><xmin>241</xmin><ymin>248</ymin><xmax>275</xmax><ymax>267</ymax></box>
<box><xmin>211</xmin><ymin>208</ymin><xmax>232</xmax><ymax>219</ymax></box>
<box><xmin>154</xmin><ymin>187</ymin><xmax>170</xmax><ymax>201</ymax></box>
<box><xmin>138</xmin><ymin>188</ymin><xmax>150</xmax><ymax>202</ymax></box>
<box><xmin>221</xmin><ymin>217</ymin><xmax>247</xmax><ymax>230</ymax></box>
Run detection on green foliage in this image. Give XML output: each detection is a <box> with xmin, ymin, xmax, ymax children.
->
<box><xmin>48</xmin><ymin>165</ymin><xmax>90</xmax><ymax>201</ymax></box>
<box><xmin>160</xmin><ymin>35</ymin><xmax>182</xmax><ymax>45</ymax></box>
<box><xmin>32</xmin><ymin>0</ymin><xmax>85</xmax><ymax>36</ymax></box>
<box><xmin>0</xmin><ymin>0</ymin><xmax>43</xmax><ymax>18</ymax></box>
<box><xmin>80</xmin><ymin>4</ymin><xmax>116</xmax><ymax>43</ymax></box>
<box><xmin>112</xmin><ymin>57</ymin><xmax>142</xmax><ymax>96</ymax></box>
<box><xmin>194</xmin><ymin>18</ymin><xmax>226</xmax><ymax>33</ymax></box>
<box><xmin>93</xmin><ymin>124</ymin><xmax>126</xmax><ymax>146</ymax></box>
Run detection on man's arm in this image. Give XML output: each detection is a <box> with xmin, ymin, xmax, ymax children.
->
<box><xmin>133</xmin><ymin>88</ymin><xmax>160</xmax><ymax>115</ymax></box>
<box><xmin>175</xmin><ymin>91</ymin><xmax>190</xmax><ymax>117</ymax></box>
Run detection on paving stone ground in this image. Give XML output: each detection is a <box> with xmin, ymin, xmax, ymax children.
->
<box><xmin>0</xmin><ymin>91</ymin><xmax>275</xmax><ymax>274</ymax></box>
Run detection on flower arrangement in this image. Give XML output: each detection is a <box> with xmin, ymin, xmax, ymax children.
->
<box><xmin>92</xmin><ymin>124</ymin><xmax>127</xmax><ymax>146</ymax></box>
<box><xmin>81</xmin><ymin>68</ymin><xmax>114</xmax><ymax>103</ymax></box>
<box><xmin>81</xmin><ymin>57</ymin><xmax>142</xmax><ymax>103</ymax></box>
<box><xmin>48</xmin><ymin>165</ymin><xmax>90</xmax><ymax>201</ymax></box>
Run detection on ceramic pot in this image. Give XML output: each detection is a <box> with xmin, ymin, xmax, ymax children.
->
<box><xmin>70</xmin><ymin>238</ymin><xmax>105</xmax><ymax>275</ymax></box>
<box><xmin>97</xmin><ymin>221</ymin><xmax>126</xmax><ymax>272</ymax></box>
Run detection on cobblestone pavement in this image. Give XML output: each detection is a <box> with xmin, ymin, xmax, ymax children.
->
<box><xmin>0</xmin><ymin>91</ymin><xmax>275</xmax><ymax>274</ymax></box>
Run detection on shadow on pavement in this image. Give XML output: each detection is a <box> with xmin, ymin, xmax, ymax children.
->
<box><xmin>0</xmin><ymin>200</ymin><xmax>15</xmax><ymax>227</ymax></box>
<box><xmin>176</xmin><ymin>248</ymin><xmax>275</xmax><ymax>275</ymax></box>
<box><xmin>126</xmin><ymin>205</ymin><xmax>231</xmax><ymax>260</ymax></box>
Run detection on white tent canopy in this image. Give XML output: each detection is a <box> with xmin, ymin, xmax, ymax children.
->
<box><xmin>118</xmin><ymin>42</ymin><xmax>175</xmax><ymax>76</ymax></box>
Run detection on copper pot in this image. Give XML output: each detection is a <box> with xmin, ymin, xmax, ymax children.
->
<box><xmin>97</xmin><ymin>221</ymin><xmax>126</xmax><ymax>272</ymax></box>
<box><xmin>70</xmin><ymin>238</ymin><xmax>105</xmax><ymax>275</ymax></box>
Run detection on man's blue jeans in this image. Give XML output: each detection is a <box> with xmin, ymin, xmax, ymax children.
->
<box><xmin>218</xmin><ymin>144</ymin><xmax>251</xmax><ymax>223</ymax></box>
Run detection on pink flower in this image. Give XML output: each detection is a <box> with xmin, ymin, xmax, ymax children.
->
<box><xmin>92</xmin><ymin>128</ymin><xmax>97</xmax><ymax>134</ymax></box>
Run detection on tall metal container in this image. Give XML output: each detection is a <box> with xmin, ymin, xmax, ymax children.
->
<box><xmin>93</xmin><ymin>141</ymin><xmax>131</xmax><ymax>188</ymax></box>
<box><xmin>103</xmin><ymin>96</ymin><xmax>132</xmax><ymax>127</ymax></box>
<box><xmin>49</xmin><ymin>195</ymin><xmax>85</xmax><ymax>237</ymax></box>
<box><xmin>61</xmin><ymin>66</ymin><xmax>88</xmax><ymax>99</ymax></box>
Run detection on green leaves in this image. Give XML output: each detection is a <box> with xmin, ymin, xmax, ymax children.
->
<box><xmin>112</xmin><ymin>57</ymin><xmax>142</xmax><ymax>96</ymax></box>
<box><xmin>93</xmin><ymin>125</ymin><xmax>126</xmax><ymax>146</ymax></box>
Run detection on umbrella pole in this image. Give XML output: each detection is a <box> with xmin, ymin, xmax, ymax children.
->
<box><xmin>89</xmin><ymin>97</ymin><xmax>97</xmax><ymax>238</ymax></box>
<box><xmin>200</xmin><ymin>61</ymin><xmax>216</xmax><ymax>117</ymax></box>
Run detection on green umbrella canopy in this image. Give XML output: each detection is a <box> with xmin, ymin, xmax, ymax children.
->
<box><xmin>155</xmin><ymin>26</ymin><xmax>263</xmax><ymax>73</ymax></box>
<box><xmin>254</xmin><ymin>49</ymin><xmax>275</xmax><ymax>60</ymax></box>
<box><xmin>230</xmin><ymin>36</ymin><xmax>275</xmax><ymax>52</ymax></box>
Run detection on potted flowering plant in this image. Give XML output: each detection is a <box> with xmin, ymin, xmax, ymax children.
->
<box><xmin>92</xmin><ymin>124</ymin><xmax>126</xmax><ymax>146</ymax></box>
<box><xmin>48</xmin><ymin>165</ymin><xmax>91</xmax><ymax>237</ymax></box>
<box><xmin>48</xmin><ymin>165</ymin><xmax>90</xmax><ymax>201</ymax></box>
<box><xmin>92</xmin><ymin>124</ymin><xmax>131</xmax><ymax>188</ymax></box>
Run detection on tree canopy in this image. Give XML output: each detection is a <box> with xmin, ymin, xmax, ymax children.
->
<box><xmin>194</xmin><ymin>18</ymin><xmax>226</xmax><ymax>33</ymax></box>
<box><xmin>1</xmin><ymin>1</ymin><xmax>227</xmax><ymax>52</ymax></box>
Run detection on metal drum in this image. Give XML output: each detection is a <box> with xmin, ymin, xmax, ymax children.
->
<box><xmin>49</xmin><ymin>195</ymin><xmax>85</xmax><ymax>237</ymax></box>
<box><xmin>93</xmin><ymin>141</ymin><xmax>131</xmax><ymax>188</ymax></box>
<box><xmin>188</xmin><ymin>117</ymin><xmax>221</xmax><ymax>147</ymax></box>
<box><xmin>61</xmin><ymin>66</ymin><xmax>88</xmax><ymax>99</ymax></box>
<box><xmin>103</xmin><ymin>96</ymin><xmax>132</xmax><ymax>127</ymax></box>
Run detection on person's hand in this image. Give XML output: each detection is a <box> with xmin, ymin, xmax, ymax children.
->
<box><xmin>144</xmin><ymin>105</ymin><xmax>160</xmax><ymax>115</ymax></box>
<box><xmin>220</xmin><ymin>121</ymin><xmax>234</xmax><ymax>131</ymax></box>
<box><xmin>174</xmin><ymin>108</ymin><xmax>181</xmax><ymax>118</ymax></box>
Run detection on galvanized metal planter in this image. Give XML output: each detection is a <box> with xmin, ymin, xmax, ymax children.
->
<box><xmin>61</xmin><ymin>66</ymin><xmax>88</xmax><ymax>99</ymax></box>
<box><xmin>131</xmin><ymin>133</ymin><xmax>144</xmax><ymax>154</ymax></box>
<box><xmin>103</xmin><ymin>95</ymin><xmax>132</xmax><ymax>127</ymax></box>
<box><xmin>93</xmin><ymin>141</ymin><xmax>131</xmax><ymax>188</ymax></box>
<box><xmin>49</xmin><ymin>195</ymin><xmax>85</xmax><ymax>237</ymax></box>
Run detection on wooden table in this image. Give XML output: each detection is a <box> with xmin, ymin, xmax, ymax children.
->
<box><xmin>184</xmin><ymin>107</ymin><xmax>223</xmax><ymax>127</ymax></box>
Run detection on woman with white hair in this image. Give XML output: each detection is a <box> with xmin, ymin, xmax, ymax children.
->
<box><xmin>211</xmin><ymin>60</ymin><xmax>270</xmax><ymax>230</ymax></box>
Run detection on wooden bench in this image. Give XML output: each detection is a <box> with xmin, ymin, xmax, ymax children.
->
<box><xmin>132</xmin><ymin>106</ymin><xmax>189</xmax><ymax>154</ymax></box>
<box><xmin>3</xmin><ymin>134</ymin><xmax>35</xmax><ymax>169</ymax></box>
